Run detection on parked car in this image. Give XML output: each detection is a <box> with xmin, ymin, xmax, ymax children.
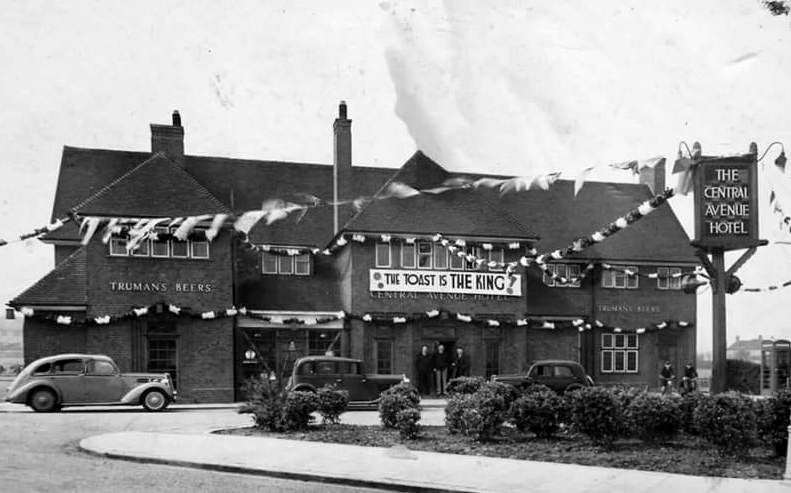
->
<box><xmin>492</xmin><ymin>360</ymin><xmax>594</xmax><ymax>394</ymax></box>
<box><xmin>4</xmin><ymin>354</ymin><xmax>176</xmax><ymax>412</ymax></box>
<box><xmin>286</xmin><ymin>356</ymin><xmax>408</xmax><ymax>404</ymax></box>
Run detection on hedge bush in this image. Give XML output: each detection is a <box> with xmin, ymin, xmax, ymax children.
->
<box><xmin>446</xmin><ymin>376</ymin><xmax>487</xmax><ymax>395</ymax></box>
<box><xmin>316</xmin><ymin>385</ymin><xmax>350</xmax><ymax>425</ymax></box>
<box><xmin>624</xmin><ymin>393</ymin><xmax>682</xmax><ymax>443</ymax></box>
<box><xmin>521</xmin><ymin>383</ymin><xmax>553</xmax><ymax>395</ymax></box>
<box><xmin>693</xmin><ymin>391</ymin><xmax>757</xmax><ymax>456</ymax></box>
<box><xmin>757</xmin><ymin>389</ymin><xmax>791</xmax><ymax>456</ymax></box>
<box><xmin>239</xmin><ymin>377</ymin><xmax>319</xmax><ymax>431</ymax></box>
<box><xmin>679</xmin><ymin>391</ymin><xmax>706</xmax><ymax>435</ymax></box>
<box><xmin>283</xmin><ymin>391</ymin><xmax>320</xmax><ymax>430</ymax></box>
<box><xmin>511</xmin><ymin>389</ymin><xmax>563</xmax><ymax>438</ymax></box>
<box><xmin>395</xmin><ymin>407</ymin><xmax>422</xmax><ymax>440</ymax></box>
<box><xmin>567</xmin><ymin>387</ymin><xmax>623</xmax><ymax>447</ymax></box>
<box><xmin>445</xmin><ymin>383</ymin><xmax>512</xmax><ymax>441</ymax></box>
<box><xmin>379</xmin><ymin>382</ymin><xmax>420</xmax><ymax>428</ymax></box>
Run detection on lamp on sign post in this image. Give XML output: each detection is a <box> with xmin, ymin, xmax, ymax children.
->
<box><xmin>690</xmin><ymin>142</ymin><xmax>768</xmax><ymax>394</ymax></box>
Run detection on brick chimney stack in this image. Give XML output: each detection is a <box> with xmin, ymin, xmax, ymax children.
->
<box><xmin>639</xmin><ymin>157</ymin><xmax>666</xmax><ymax>195</ymax></box>
<box><xmin>151</xmin><ymin>110</ymin><xmax>185</xmax><ymax>166</ymax></box>
<box><xmin>333</xmin><ymin>101</ymin><xmax>352</xmax><ymax>234</ymax></box>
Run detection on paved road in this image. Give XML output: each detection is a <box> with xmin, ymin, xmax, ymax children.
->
<box><xmin>0</xmin><ymin>404</ymin><xmax>384</xmax><ymax>493</ymax></box>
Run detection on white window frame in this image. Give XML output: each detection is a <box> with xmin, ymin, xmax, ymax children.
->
<box><xmin>543</xmin><ymin>263</ymin><xmax>581</xmax><ymax>288</ymax></box>
<box><xmin>130</xmin><ymin>238</ymin><xmax>150</xmax><ymax>257</ymax></box>
<box><xmin>109</xmin><ymin>237</ymin><xmax>128</xmax><ymax>257</ymax></box>
<box><xmin>433</xmin><ymin>244</ymin><xmax>448</xmax><ymax>270</ymax></box>
<box><xmin>278</xmin><ymin>255</ymin><xmax>294</xmax><ymax>275</ymax></box>
<box><xmin>602</xmin><ymin>265</ymin><xmax>639</xmax><ymax>289</ymax></box>
<box><xmin>294</xmin><ymin>254</ymin><xmax>311</xmax><ymax>276</ymax></box>
<box><xmin>601</xmin><ymin>333</ymin><xmax>639</xmax><ymax>373</ymax></box>
<box><xmin>170</xmin><ymin>228</ymin><xmax>190</xmax><ymax>259</ymax></box>
<box><xmin>465</xmin><ymin>246</ymin><xmax>479</xmax><ymax>270</ymax></box>
<box><xmin>488</xmin><ymin>248</ymin><xmax>504</xmax><ymax>271</ymax></box>
<box><xmin>375</xmin><ymin>243</ymin><xmax>391</xmax><ymax>268</ymax></box>
<box><xmin>150</xmin><ymin>227</ymin><xmax>170</xmax><ymax>258</ymax></box>
<box><xmin>657</xmin><ymin>267</ymin><xmax>682</xmax><ymax>290</ymax></box>
<box><xmin>400</xmin><ymin>243</ymin><xmax>416</xmax><ymax>268</ymax></box>
<box><xmin>262</xmin><ymin>252</ymin><xmax>279</xmax><ymax>274</ymax></box>
<box><xmin>449</xmin><ymin>248</ymin><xmax>465</xmax><ymax>270</ymax></box>
<box><xmin>189</xmin><ymin>229</ymin><xmax>210</xmax><ymax>259</ymax></box>
<box><xmin>416</xmin><ymin>241</ymin><xmax>432</xmax><ymax>270</ymax></box>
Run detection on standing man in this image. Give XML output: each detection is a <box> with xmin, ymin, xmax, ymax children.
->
<box><xmin>433</xmin><ymin>344</ymin><xmax>450</xmax><ymax>396</ymax></box>
<box><xmin>415</xmin><ymin>345</ymin><xmax>433</xmax><ymax>396</ymax></box>
<box><xmin>450</xmin><ymin>346</ymin><xmax>470</xmax><ymax>379</ymax></box>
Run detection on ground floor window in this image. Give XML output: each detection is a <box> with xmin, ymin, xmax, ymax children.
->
<box><xmin>485</xmin><ymin>339</ymin><xmax>500</xmax><ymax>378</ymax></box>
<box><xmin>601</xmin><ymin>333</ymin><xmax>639</xmax><ymax>373</ymax></box>
<box><xmin>308</xmin><ymin>330</ymin><xmax>336</xmax><ymax>356</ymax></box>
<box><xmin>375</xmin><ymin>339</ymin><xmax>393</xmax><ymax>374</ymax></box>
<box><xmin>147</xmin><ymin>337</ymin><xmax>178</xmax><ymax>387</ymax></box>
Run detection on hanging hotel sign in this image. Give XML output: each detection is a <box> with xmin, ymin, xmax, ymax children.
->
<box><xmin>369</xmin><ymin>269</ymin><xmax>522</xmax><ymax>296</ymax></box>
<box><xmin>693</xmin><ymin>155</ymin><xmax>759</xmax><ymax>250</ymax></box>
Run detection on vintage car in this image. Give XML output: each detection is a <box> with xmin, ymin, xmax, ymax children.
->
<box><xmin>286</xmin><ymin>356</ymin><xmax>408</xmax><ymax>404</ymax></box>
<box><xmin>5</xmin><ymin>354</ymin><xmax>176</xmax><ymax>412</ymax></box>
<box><xmin>492</xmin><ymin>359</ymin><xmax>595</xmax><ymax>394</ymax></box>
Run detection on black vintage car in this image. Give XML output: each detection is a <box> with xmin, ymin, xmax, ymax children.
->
<box><xmin>492</xmin><ymin>360</ymin><xmax>594</xmax><ymax>394</ymax></box>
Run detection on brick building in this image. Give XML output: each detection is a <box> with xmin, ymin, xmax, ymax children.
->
<box><xmin>9</xmin><ymin>103</ymin><xmax>697</xmax><ymax>402</ymax></box>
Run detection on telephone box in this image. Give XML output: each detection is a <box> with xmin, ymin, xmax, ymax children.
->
<box><xmin>761</xmin><ymin>339</ymin><xmax>791</xmax><ymax>395</ymax></box>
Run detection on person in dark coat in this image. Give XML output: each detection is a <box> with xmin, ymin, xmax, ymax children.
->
<box><xmin>450</xmin><ymin>346</ymin><xmax>470</xmax><ymax>379</ymax></box>
<box><xmin>415</xmin><ymin>345</ymin><xmax>433</xmax><ymax>396</ymax></box>
<box><xmin>433</xmin><ymin>344</ymin><xmax>450</xmax><ymax>396</ymax></box>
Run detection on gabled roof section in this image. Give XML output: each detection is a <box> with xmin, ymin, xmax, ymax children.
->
<box><xmin>9</xmin><ymin>248</ymin><xmax>88</xmax><ymax>307</ymax></box>
<box><xmin>71</xmin><ymin>152</ymin><xmax>232</xmax><ymax>218</ymax></box>
<box><xmin>343</xmin><ymin>151</ymin><xmax>537</xmax><ymax>239</ymax></box>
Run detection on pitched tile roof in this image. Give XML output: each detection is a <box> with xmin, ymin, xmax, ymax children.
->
<box><xmin>71</xmin><ymin>152</ymin><xmax>232</xmax><ymax>218</ymax></box>
<box><xmin>10</xmin><ymin>247</ymin><xmax>88</xmax><ymax>307</ymax></box>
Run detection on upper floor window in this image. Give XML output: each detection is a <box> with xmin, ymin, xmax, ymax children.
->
<box><xmin>262</xmin><ymin>252</ymin><xmax>311</xmax><ymax>276</ymax></box>
<box><xmin>488</xmin><ymin>248</ymin><xmax>504</xmax><ymax>271</ymax></box>
<box><xmin>417</xmin><ymin>241</ymin><xmax>432</xmax><ymax>269</ymax></box>
<box><xmin>109</xmin><ymin>227</ymin><xmax>209</xmax><ymax>260</ymax></box>
<box><xmin>657</xmin><ymin>267</ymin><xmax>682</xmax><ymax>290</ymax></box>
<box><xmin>401</xmin><ymin>243</ymin><xmax>416</xmax><ymax>268</ymax></box>
<box><xmin>602</xmin><ymin>266</ymin><xmax>638</xmax><ymax>289</ymax></box>
<box><xmin>543</xmin><ymin>263</ymin><xmax>581</xmax><ymax>288</ymax></box>
<box><xmin>375</xmin><ymin>243</ymin><xmax>392</xmax><ymax>268</ymax></box>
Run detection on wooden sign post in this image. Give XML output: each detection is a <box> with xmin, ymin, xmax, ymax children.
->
<box><xmin>692</xmin><ymin>143</ymin><xmax>766</xmax><ymax>394</ymax></box>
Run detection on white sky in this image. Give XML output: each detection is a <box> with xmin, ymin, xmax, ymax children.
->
<box><xmin>2</xmin><ymin>0</ymin><xmax>791</xmax><ymax>353</ymax></box>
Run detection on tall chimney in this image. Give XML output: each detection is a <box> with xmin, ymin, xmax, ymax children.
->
<box><xmin>333</xmin><ymin>101</ymin><xmax>352</xmax><ymax>234</ymax></box>
<box><xmin>639</xmin><ymin>157</ymin><xmax>666</xmax><ymax>195</ymax></box>
<box><xmin>151</xmin><ymin>110</ymin><xmax>184</xmax><ymax>166</ymax></box>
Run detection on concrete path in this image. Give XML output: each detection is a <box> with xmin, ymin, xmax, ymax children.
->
<box><xmin>80</xmin><ymin>431</ymin><xmax>791</xmax><ymax>493</ymax></box>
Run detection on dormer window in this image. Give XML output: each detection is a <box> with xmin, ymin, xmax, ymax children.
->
<box><xmin>108</xmin><ymin>227</ymin><xmax>210</xmax><ymax>260</ymax></box>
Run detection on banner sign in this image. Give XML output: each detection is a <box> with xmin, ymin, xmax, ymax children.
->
<box><xmin>693</xmin><ymin>155</ymin><xmax>759</xmax><ymax>250</ymax></box>
<box><xmin>369</xmin><ymin>269</ymin><xmax>522</xmax><ymax>297</ymax></box>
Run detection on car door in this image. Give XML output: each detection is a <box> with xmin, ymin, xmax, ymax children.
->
<box><xmin>83</xmin><ymin>359</ymin><xmax>126</xmax><ymax>403</ymax></box>
<box><xmin>552</xmin><ymin>365</ymin><xmax>577</xmax><ymax>390</ymax></box>
<box><xmin>528</xmin><ymin>364</ymin><xmax>553</xmax><ymax>389</ymax></box>
<box><xmin>340</xmin><ymin>362</ymin><xmax>376</xmax><ymax>401</ymax></box>
<box><xmin>49</xmin><ymin>358</ymin><xmax>87</xmax><ymax>403</ymax></box>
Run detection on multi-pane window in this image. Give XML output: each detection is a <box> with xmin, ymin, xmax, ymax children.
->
<box><xmin>375</xmin><ymin>243</ymin><xmax>391</xmax><ymax>267</ymax></box>
<box><xmin>401</xmin><ymin>243</ymin><xmax>416</xmax><ymax>268</ymax></box>
<box><xmin>601</xmin><ymin>266</ymin><xmax>639</xmax><ymax>289</ymax></box>
<box><xmin>262</xmin><ymin>252</ymin><xmax>311</xmax><ymax>276</ymax></box>
<box><xmin>542</xmin><ymin>263</ymin><xmax>582</xmax><ymax>288</ymax></box>
<box><xmin>449</xmin><ymin>247</ymin><xmax>465</xmax><ymax>270</ymax></box>
<box><xmin>485</xmin><ymin>339</ymin><xmax>500</xmax><ymax>378</ymax></box>
<box><xmin>465</xmin><ymin>247</ymin><xmax>480</xmax><ymax>270</ymax></box>
<box><xmin>417</xmin><ymin>241</ymin><xmax>433</xmax><ymax>269</ymax></box>
<box><xmin>109</xmin><ymin>228</ymin><xmax>209</xmax><ymax>259</ymax></box>
<box><xmin>601</xmin><ymin>333</ymin><xmax>639</xmax><ymax>373</ymax></box>
<box><xmin>487</xmin><ymin>248</ymin><xmax>504</xmax><ymax>271</ymax></box>
<box><xmin>433</xmin><ymin>245</ymin><xmax>448</xmax><ymax>269</ymax></box>
<box><xmin>147</xmin><ymin>337</ymin><xmax>178</xmax><ymax>388</ymax></box>
<box><xmin>375</xmin><ymin>339</ymin><xmax>393</xmax><ymax>374</ymax></box>
<box><xmin>657</xmin><ymin>267</ymin><xmax>682</xmax><ymax>290</ymax></box>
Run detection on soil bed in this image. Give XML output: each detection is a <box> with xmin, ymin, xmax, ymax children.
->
<box><xmin>218</xmin><ymin>425</ymin><xmax>784</xmax><ymax>479</ymax></box>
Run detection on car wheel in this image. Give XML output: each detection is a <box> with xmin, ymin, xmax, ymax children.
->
<box><xmin>565</xmin><ymin>383</ymin><xmax>584</xmax><ymax>393</ymax></box>
<box><xmin>142</xmin><ymin>389</ymin><xmax>168</xmax><ymax>412</ymax></box>
<box><xmin>29</xmin><ymin>388</ymin><xmax>58</xmax><ymax>412</ymax></box>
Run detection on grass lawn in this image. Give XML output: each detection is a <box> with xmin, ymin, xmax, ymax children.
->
<box><xmin>218</xmin><ymin>424</ymin><xmax>785</xmax><ymax>479</ymax></box>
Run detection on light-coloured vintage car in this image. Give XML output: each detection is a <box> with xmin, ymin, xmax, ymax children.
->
<box><xmin>286</xmin><ymin>356</ymin><xmax>408</xmax><ymax>404</ymax></box>
<box><xmin>5</xmin><ymin>354</ymin><xmax>176</xmax><ymax>412</ymax></box>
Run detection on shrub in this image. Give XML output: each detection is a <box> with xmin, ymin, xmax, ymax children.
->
<box><xmin>726</xmin><ymin>359</ymin><xmax>760</xmax><ymax>394</ymax></box>
<box><xmin>445</xmin><ymin>385</ymin><xmax>510</xmax><ymax>441</ymax></box>
<box><xmin>446</xmin><ymin>376</ymin><xmax>486</xmax><ymax>395</ymax></box>
<box><xmin>610</xmin><ymin>385</ymin><xmax>643</xmax><ymax>410</ymax></box>
<box><xmin>511</xmin><ymin>389</ymin><xmax>563</xmax><ymax>438</ymax></box>
<box><xmin>567</xmin><ymin>387</ymin><xmax>623</xmax><ymax>447</ymax></box>
<box><xmin>693</xmin><ymin>391</ymin><xmax>757</xmax><ymax>456</ymax></box>
<box><xmin>757</xmin><ymin>389</ymin><xmax>791</xmax><ymax>456</ymax></box>
<box><xmin>521</xmin><ymin>383</ymin><xmax>552</xmax><ymax>395</ymax></box>
<box><xmin>481</xmin><ymin>381</ymin><xmax>519</xmax><ymax>407</ymax></box>
<box><xmin>679</xmin><ymin>391</ymin><xmax>706</xmax><ymax>435</ymax></box>
<box><xmin>379</xmin><ymin>382</ymin><xmax>420</xmax><ymax>429</ymax></box>
<box><xmin>316</xmin><ymin>385</ymin><xmax>350</xmax><ymax>425</ymax></box>
<box><xmin>396</xmin><ymin>407</ymin><xmax>421</xmax><ymax>439</ymax></box>
<box><xmin>624</xmin><ymin>393</ymin><xmax>682</xmax><ymax>443</ymax></box>
<box><xmin>240</xmin><ymin>377</ymin><xmax>318</xmax><ymax>431</ymax></box>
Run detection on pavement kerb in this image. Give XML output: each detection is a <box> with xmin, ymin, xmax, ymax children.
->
<box><xmin>78</xmin><ymin>435</ymin><xmax>468</xmax><ymax>493</ymax></box>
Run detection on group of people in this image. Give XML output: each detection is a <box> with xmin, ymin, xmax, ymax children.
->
<box><xmin>659</xmin><ymin>360</ymin><xmax>698</xmax><ymax>394</ymax></box>
<box><xmin>415</xmin><ymin>344</ymin><xmax>470</xmax><ymax>396</ymax></box>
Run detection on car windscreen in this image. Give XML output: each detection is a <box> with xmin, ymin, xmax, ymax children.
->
<box><xmin>529</xmin><ymin>365</ymin><xmax>549</xmax><ymax>377</ymax></box>
<box><xmin>52</xmin><ymin>359</ymin><xmax>84</xmax><ymax>374</ymax></box>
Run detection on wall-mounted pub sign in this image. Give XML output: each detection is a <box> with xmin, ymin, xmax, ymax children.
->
<box><xmin>693</xmin><ymin>154</ymin><xmax>759</xmax><ymax>250</ymax></box>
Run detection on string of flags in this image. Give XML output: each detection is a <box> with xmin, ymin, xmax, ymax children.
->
<box><xmin>16</xmin><ymin>304</ymin><xmax>691</xmax><ymax>334</ymax></box>
<box><xmin>0</xmin><ymin>216</ymin><xmax>71</xmax><ymax>248</ymax></box>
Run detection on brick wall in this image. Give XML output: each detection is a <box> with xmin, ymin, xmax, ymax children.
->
<box><xmin>23</xmin><ymin>317</ymin><xmax>86</xmax><ymax>364</ymax></box>
<box><xmin>176</xmin><ymin>318</ymin><xmax>234</xmax><ymax>403</ymax></box>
